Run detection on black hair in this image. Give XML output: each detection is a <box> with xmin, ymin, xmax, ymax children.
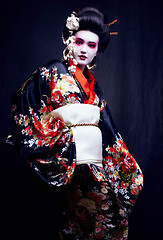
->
<box><xmin>62</xmin><ymin>5</ymin><xmax>110</xmax><ymax>52</ymax></box>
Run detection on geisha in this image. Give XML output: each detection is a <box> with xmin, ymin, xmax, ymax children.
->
<box><xmin>7</xmin><ymin>5</ymin><xmax>143</xmax><ymax>240</ymax></box>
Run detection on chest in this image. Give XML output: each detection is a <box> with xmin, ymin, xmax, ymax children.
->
<box><xmin>51</xmin><ymin>73</ymin><xmax>100</xmax><ymax>106</ymax></box>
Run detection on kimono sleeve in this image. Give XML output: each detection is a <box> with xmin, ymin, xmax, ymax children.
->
<box><xmin>100</xmin><ymin>102</ymin><xmax>143</xmax><ymax>214</ymax></box>
<box><xmin>6</xmin><ymin>60</ymin><xmax>72</xmax><ymax>160</ymax></box>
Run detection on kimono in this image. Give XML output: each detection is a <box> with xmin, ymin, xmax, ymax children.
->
<box><xmin>7</xmin><ymin>58</ymin><xmax>143</xmax><ymax>240</ymax></box>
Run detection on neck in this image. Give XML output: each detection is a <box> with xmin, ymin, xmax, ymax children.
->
<box><xmin>77</xmin><ymin>64</ymin><xmax>85</xmax><ymax>73</ymax></box>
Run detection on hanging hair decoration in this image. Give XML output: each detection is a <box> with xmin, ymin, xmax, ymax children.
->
<box><xmin>108</xmin><ymin>19</ymin><xmax>118</xmax><ymax>35</ymax></box>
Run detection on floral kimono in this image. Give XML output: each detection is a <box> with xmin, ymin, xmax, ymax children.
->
<box><xmin>7</xmin><ymin>59</ymin><xmax>143</xmax><ymax>240</ymax></box>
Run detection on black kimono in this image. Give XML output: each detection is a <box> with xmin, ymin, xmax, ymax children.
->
<box><xmin>7</xmin><ymin>59</ymin><xmax>143</xmax><ymax>239</ymax></box>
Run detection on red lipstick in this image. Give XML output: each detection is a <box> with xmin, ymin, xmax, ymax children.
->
<box><xmin>79</xmin><ymin>55</ymin><xmax>87</xmax><ymax>60</ymax></box>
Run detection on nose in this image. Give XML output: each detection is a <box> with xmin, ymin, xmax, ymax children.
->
<box><xmin>80</xmin><ymin>44</ymin><xmax>87</xmax><ymax>54</ymax></box>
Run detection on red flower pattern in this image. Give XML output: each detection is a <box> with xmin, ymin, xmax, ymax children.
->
<box><xmin>44</xmin><ymin>118</ymin><xmax>64</xmax><ymax>138</ymax></box>
<box><xmin>67</xmin><ymin>93</ymin><xmax>80</xmax><ymax>104</ymax></box>
<box><xmin>51</xmin><ymin>90</ymin><xmax>63</xmax><ymax>108</ymax></box>
<box><xmin>118</xmin><ymin>153</ymin><xmax>137</xmax><ymax>174</ymax></box>
<box><xmin>24</xmin><ymin>126</ymin><xmax>32</xmax><ymax>136</ymax></box>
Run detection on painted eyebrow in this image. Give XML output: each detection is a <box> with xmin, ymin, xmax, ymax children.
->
<box><xmin>75</xmin><ymin>38</ymin><xmax>97</xmax><ymax>44</ymax></box>
<box><xmin>88</xmin><ymin>41</ymin><xmax>97</xmax><ymax>44</ymax></box>
<box><xmin>75</xmin><ymin>38</ymin><xmax>84</xmax><ymax>41</ymax></box>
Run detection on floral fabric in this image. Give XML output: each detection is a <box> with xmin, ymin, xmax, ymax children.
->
<box><xmin>7</xmin><ymin>59</ymin><xmax>143</xmax><ymax>239</ymax></box>
<box><xmin>60</xmin><ymin>165</ymin><xmax>129</xmax><ymax>240</ymax></box>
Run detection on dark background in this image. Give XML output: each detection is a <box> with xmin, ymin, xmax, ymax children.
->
<box><xmin>0</xmin><ymin>0</ymin><xmax>163</xmax><ymax>239</ymax></box>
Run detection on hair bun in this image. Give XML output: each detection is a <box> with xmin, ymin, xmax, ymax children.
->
<box><xmin>62</xmin><ymin>5</ymin><xmax>110</xmax><ymax>52</ymax></box>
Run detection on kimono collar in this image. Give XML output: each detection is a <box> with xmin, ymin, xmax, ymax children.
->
<box><xmin>68</xmin><ymin>58</ymin><xmax>95</xmax><ymax>104</ymax></box>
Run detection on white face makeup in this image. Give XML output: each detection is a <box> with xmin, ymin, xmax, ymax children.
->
<box><xmin>73</xmin><ymin>30</ymin><xmax>99</xmax><ymax>71</ymax></box>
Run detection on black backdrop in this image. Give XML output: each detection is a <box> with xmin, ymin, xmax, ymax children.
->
<box><xmin>0</xmin><ymin>0</ymin><xmax>163</xmax><ymax>239</ymax></box>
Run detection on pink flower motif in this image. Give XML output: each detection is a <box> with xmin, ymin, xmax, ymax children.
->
<box><xmin>88</xmin><ymin>192</ymin><xmax>106</xmax><ymax>202</ymax></box>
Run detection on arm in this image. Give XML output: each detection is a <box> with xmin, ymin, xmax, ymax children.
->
<box><xmin>7</xmin><ymin>61</ymin><xmax>74</xmax><ymax>188</ymax></box>
<box><xmin>100</xmin><ymin>101</ymin><xmax>143</xmax><ymax>214</ymax></box>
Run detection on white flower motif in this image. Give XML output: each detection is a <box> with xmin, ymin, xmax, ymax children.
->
<box><xmin>101</xmin><ymin>204</ymin><xmax>109</xmax><ymax>211</ymax></box>
<box><xmin>119</xmin><ymin>188</ymin><xmax>126</xmax><ymax>195</ymax></box>
<box><xmin>107</xmin><ymin>224</ymin><xmax>115</xmax><ymax>228</ymax></box>
<box><xmin>124</xmin><ymin>194</ymin><xmax>130</xmax><ymax>199</ymax></box>
<box><xmin>66</xmin><ymin>13</ymin><xmax>79</xmax><ymax>31</ymax></box>
<box><xmin>68</xmin><ymin>65</ymin><xmax>76</xmax><ymax>74</ymax></box>
<box><xmin>23</xmin><ymin>139</ymin><xmax>35</xmax><ymax>147</ymax></box>
<box><xmin>114</xmin><ymin>188</ymin><xmax>118</xmax><ymax>194</ymax></box>
<box><xmin>40</xmin><ymin>67</ymin><xmax>50</xmax><ymax>80</ymax></box>
<box><xmin>101</xmin><ymin>188</ymin><xmax>108</xmax><ymax>194</ymax></box>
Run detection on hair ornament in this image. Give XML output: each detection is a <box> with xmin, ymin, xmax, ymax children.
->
<box><xmin>63</xmin><ymin>35</ymin><xmax>78</xmax><ymax>65</ymax></box>
<box><xmin>66</xmin><ymin>12</ymin><xmax>79</xmax><ymax>31</ymax></box>
<box><xmin>108</xmin><ymin>19</ymin><xmax>117</xmax><ymax>26</ymax></box>
<box><xmin>108</xmin><ymin>19</ymin><xmax>118</xmax><ymax>35</ymax></box>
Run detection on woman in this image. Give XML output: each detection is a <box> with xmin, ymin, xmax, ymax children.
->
<box><xmin>7</xmin><ymin>5</ymin><xmax>143</xmax><ymax>240</ymax></box>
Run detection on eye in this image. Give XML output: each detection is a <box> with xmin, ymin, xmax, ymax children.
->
<box><xmin>75</xmin><ymin>39</ymin><xmax>83</xmax><ymax>45</ymax></box>
<box><xmin>88</xmin><ymin>43</ymin><xmax>96</xmax><ymax>48</ymax></box>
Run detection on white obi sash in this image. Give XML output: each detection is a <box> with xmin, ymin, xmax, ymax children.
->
<box><xmin>51</xmin><ymin>104</ymin><xmax>103</xmax><ymax>167</ymax></box>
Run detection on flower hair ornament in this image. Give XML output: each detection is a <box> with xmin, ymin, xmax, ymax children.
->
<box><xmin>66</xmin><ymin>11</ymin><xmax>79</xmax><ymax>32</ymax></box>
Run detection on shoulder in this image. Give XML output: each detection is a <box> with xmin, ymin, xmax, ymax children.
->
<box><xmin>15</xmin><ymin>60</ymin><xmax>67</xmax><ymax>95</ymax></box>
<box><xmin>40</xmin><ymin>59</ymin><xmax>68</xmax><ymax>75</ymax></box>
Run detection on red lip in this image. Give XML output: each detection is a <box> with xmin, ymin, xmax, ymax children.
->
<box><xmin>79</xmin><ymin>55</ymin><xmax>87</xmax><ymax>60</ymax></box>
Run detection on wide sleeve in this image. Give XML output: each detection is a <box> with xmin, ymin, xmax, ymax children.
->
<box><xmin>7</xmin><ymin>61</ymin><xmax>71</xmax><ymax>159</ymax></box>
<box><xmin>99</xmin><ymin>99</ymin><xmax>143</xmax><ymax>215</ymax></box>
